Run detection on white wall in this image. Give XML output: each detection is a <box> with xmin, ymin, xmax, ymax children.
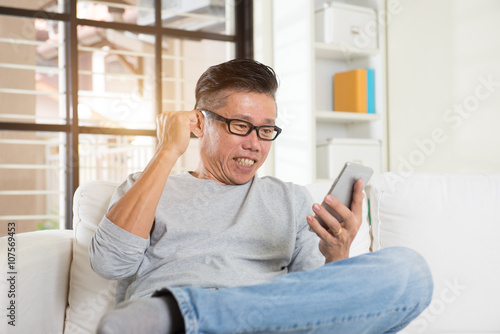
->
<box><xmin>387</xmin><ymin>0</ymin><xmax>500</xmax><ymax>173</ymax></box>
<box><xmin>253</xmin><ymin>0</ymin><xmax>276</xmax><ymax>178</ymax></box>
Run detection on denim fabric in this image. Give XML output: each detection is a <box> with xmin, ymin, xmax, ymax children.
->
<box><xmin>167</xmin><ymin>247</ymin><xmax>433</xmax><ymax>334</ymax></box>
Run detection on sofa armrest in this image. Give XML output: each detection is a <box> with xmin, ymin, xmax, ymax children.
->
<box><xmin>0</xmin><ymin>229</ymin><xmax>73</xmax><ymax>334</ymax></box>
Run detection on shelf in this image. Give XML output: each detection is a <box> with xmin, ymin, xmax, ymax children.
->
<box><xmin>315</xmin><ymin>42</ymin><xmax>380</xmax><ymax>60</ymax></box>
<box><xmin>272</xmin><ymin>1</ymin><xmax>386</xmax><ymax>184</ymax></box>
<box><xmin>316</xmin><ymin>110</ymin><xmax>380</xmax><ymax>123</ymax></box>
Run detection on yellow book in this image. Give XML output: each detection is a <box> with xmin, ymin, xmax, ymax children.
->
<box><xmin>333</xmin><ymin>69</ymin><xmax>367</xmax><ymax>113</ymax></box>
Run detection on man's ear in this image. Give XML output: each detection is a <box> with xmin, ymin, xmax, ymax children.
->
<box><xmin>191</xmin><ymin>110</ymin><xmax>204</xmax><ymax>138</ymax></box>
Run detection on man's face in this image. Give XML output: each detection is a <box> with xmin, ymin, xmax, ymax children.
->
<box><xmin>197</xmin><ymin>91</ymin><xmax>277</xmax><ymax>185</ymax></box>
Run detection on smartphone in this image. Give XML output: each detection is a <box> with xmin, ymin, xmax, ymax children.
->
<box><xmin>317</xmin><ymin>162</ymin><xmax>374</xmax><ymax>229</ymax></box>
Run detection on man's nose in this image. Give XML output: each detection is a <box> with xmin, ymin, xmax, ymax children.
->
<box><xmin>242</xmin><ymin>129</ymin><xmax>261</xmax><ymax>151</ymax></box>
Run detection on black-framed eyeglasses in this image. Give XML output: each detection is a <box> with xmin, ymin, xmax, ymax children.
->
<box><xmin>200</xmin><ymin>109</ymin><xmax>282</xmax><ymax>141</ymax></box>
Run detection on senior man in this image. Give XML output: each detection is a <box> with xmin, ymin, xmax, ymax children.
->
<box><xmin>90</xmin><ymin>59</ymin><xmax>433</xmax><ymax>334</ymax></box>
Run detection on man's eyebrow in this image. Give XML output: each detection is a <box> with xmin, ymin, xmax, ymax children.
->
<box><xmin>233</xmin><ymin>114</ymin><xmax>276</xmax><ymax>124</ymax></box>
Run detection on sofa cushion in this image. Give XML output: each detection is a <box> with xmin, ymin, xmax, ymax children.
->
<box><xmin>64</xmin><ymin>181</ymin><xmax>119</xmax><ymax>334</ymax></box>
<box><xmin>370</xmin><ymin>172</ymin><xmax>500</xmax><ymax>333</ymax></box>
<box><xmin>0</xmin><ymin>230</ymin><xmax>73</xmax><ymax>334</ymax></box>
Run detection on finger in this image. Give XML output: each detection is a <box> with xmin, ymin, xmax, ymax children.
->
<box><xmin>155</xmin><ymin>111</ymin><xmax>194</xmax><ymax>154</ymax></box>
<box><xmin>156</xmin><ymin>111</ymin><xmax>171</xmax><ymax>128</ymax></box>
<box><xmin>307</xmin><ymin>215</ymin><xmax>334</xmax><ymax>241</ymax></box>
<box><xmin>312</xmin><ymin>203</ymin><xmax>343</xmax><ymax>235</ymax></box>
<box><xmin>157</xmin><ymin>110</ymin><xmax>194</xmax><ymax>129</ymax></box>
<box><xmin>156</xmin><ymin>112</ymin><xmax>167</xmax><ymax>140</ymax></box>
<box><xmin>322</xmin><ymin>195</ymin><xmax>352</xmax><ymax>227</ymax></box>
<box><xmin>350</xmin><ymin>179</ymin><xmax>365</xmax><ymax>218</ymax></box>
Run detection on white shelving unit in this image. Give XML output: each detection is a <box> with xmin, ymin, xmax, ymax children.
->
<box><xmin>315</xmin><ymin>42</ymin><xmax>380</xmax><ymax>60</ymax></box>
<box><xmin>272</xmin><ymin>0</ymin><xmax>386</xmax><ymax>184</ymax></box>
<box><xmin>316</xmin><ymin>110</ymin><xmax>381</xmax><ymax>123</ymax></box>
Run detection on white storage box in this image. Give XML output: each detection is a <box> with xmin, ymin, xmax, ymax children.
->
<box><xmin>315</xmin><ymin>2</ymin><xmax>378</xmax><ymax>50</ymax></box>
<box><xmin>316</xmin><ymin>138</ymin><xmax>382</xmax><ymax>180</ymax></box>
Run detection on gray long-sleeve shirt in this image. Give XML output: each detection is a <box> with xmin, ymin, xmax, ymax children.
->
<box><xmin>89</xmin><ymin>172</ymin><xmax>324</xmax><ymax>304</ymax></box>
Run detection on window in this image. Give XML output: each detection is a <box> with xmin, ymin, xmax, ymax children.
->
<box><xmin>0</xmin><ymin>0</ymin><xmax>253</xmax><ymax>234</ymax></box>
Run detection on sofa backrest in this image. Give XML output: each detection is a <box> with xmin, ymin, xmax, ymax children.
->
<box><xmin>64</xmin><ymin>181</ymin><xmax>118</xmax><ymax>334</ymax></box>
<box><xmin>370</xmin><ymin>172</ymin><xmax>500</xmax><ymax>333</ymax></box>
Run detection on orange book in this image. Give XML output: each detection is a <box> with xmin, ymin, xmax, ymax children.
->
<box><xmin>333</xmin><ymin>69</ymin><xmax>367</xmax><ymax>113</ymax></box>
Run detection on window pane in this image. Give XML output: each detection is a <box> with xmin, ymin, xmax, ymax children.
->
<box><xmin>0</xmin><ymin>15</ymin><xmax>66</xmax><ymax>124</ymax></box>
<box><xmin>77</xmin><ymin>0</ymin><xmax>155</xmax><ymax>26</ymax></box>
<box><xmin>76</xmin><ymin>0</ymin><xmax>235</xmax><ymax>33</ymax></box>
<box><xmin>79</xmin><ymin>134</ymin><xmax>200</xmax><ymax>184</ymax></box>
<box><xmin>78</xmin><ymin>26</ymin><xmax>156</xmax><ymax>129</ymax></box>
<box><xmin>0</xmin><ymin>130</ymin><xmax>66</xmax><ymax>236</ymax></box>
<box><xmin>0</xmin><ymin>0</ymin><xmax>66</xmax><ymax>13</ymax></box>
<box><xmin>161</xmin><ymin>0</ymin><xmax>235</xmax><ymax>35</ymax></box>
<box><xmin>79</xmin><ymin>134</ymin><xmax>156</xmax><ymax>184</ymax></box>
<box><xmin>162</xmin><ymin>37</ymin><xmax>233</xmax><ymax>111</ymax></box>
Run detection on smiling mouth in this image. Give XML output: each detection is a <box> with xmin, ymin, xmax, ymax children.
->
<box><xmin>235</xmin><ymin>158</ymin><xmax>255</xmax><ymax>167</ymax></box>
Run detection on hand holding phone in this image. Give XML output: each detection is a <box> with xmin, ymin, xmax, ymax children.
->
<box><xmin>316</xmin><ymin>162</ymin><xmax>373</xmax><ymax>229</ymax></box>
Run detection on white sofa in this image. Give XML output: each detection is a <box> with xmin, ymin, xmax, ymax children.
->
<box><xmin>1</xmin><ymin>172</ymin><xmax>499</xmax><ymax>333</ymax></box>
<box><xmin>370</xmin><ymin>172</ymin><xmax>500</xmax><ymax>334</ymax></box>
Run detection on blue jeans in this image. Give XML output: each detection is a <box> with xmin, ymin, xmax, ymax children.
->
<box><xmin>166</xmin><ymin>247</ymin><xmax>433</xmax><ymax>334</ymax></box>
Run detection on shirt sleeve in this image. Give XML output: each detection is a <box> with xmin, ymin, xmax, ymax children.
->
<box><xmin>89</xmin><ymin>172</ymin><xmax>151</xmax><ymax>280</ymax></box>
<box><xmin>287</xmin><ymin>185</ymin><xmax>324</xmax><ymax>272</ymax></box>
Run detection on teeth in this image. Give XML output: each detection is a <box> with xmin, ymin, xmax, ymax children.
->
<box><xmin>235</xmin><ymin>158</ymin><xmax>255</xmax><ymax>167</ymax></box>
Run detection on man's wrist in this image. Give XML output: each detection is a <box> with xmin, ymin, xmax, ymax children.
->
<box><xmin>155</xmin><ymin>145</ymin><xmax>184</xmax><ymax>161</ymax></box>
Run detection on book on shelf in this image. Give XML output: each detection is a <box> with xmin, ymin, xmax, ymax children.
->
<box><xmin>366</xmin><ymin>68</ymin><xmax>375</xmax><ymax>114</ymax></box>
<box><xmin>333</xmin><ymin>68</ymin><xmax>375</xmax><ymax>114</ymax></box>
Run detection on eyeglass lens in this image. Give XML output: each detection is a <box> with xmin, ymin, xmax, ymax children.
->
<box><xmin>229</xmin><ymin>120</ymin><xmax>277</xmax><ymax>140</ymax></box>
